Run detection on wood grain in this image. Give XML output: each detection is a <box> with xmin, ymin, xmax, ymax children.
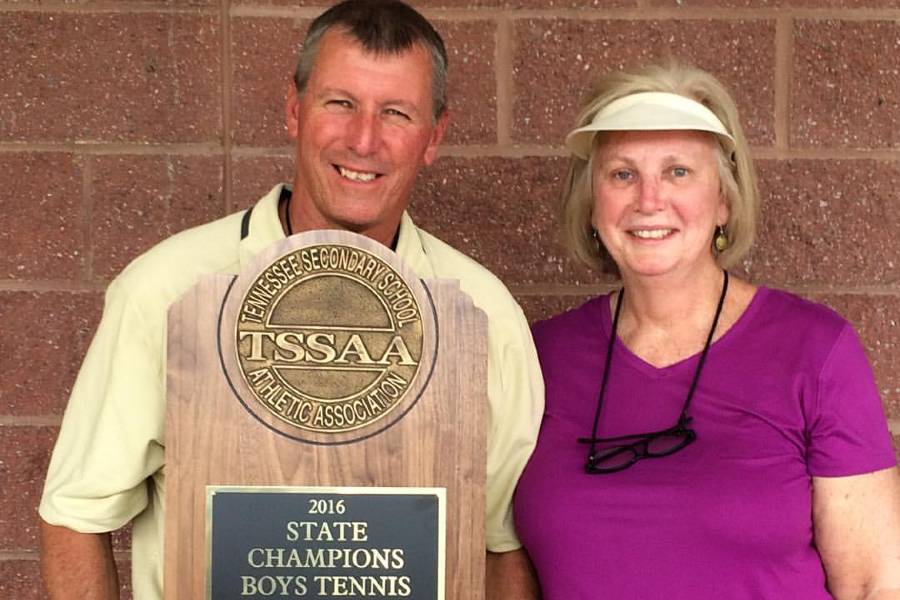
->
<box><xmin>165</xmin><ymin>232</ymin><xmax>488</xmax><ymax>600</ymax></box>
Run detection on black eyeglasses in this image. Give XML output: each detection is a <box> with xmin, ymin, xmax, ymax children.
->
<box><xmin>579</xmin><ymin>270</ymin><xmax>728</xmax><ymax>474</ymax></box>
<box><xmin>579</xmin><ymin>417</ymin><xmax>696</xmax><ymax>473</ymax></box>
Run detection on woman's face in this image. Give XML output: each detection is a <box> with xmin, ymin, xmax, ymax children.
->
<box><xmin>591</xmin><ymin>129</ymin><xmax>729</xmax><ymax>280</ymax></box>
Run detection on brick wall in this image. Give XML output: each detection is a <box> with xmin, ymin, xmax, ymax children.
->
<box><xmin>2</xmin><ymin>1</ymin><xmax>899</xmax><ymax>597</ymax></box>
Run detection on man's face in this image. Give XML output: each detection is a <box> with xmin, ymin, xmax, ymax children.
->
<box><xmin>286</xmin><ymin>29</ymin><xmax>448</xmax><ymax>245</ymax></box>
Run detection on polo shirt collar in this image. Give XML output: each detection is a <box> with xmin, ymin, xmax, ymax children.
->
<box><xmin>238</xmin><ymin>184</ymin><xmax>435</xmax><ymax>281</ymax></box>
<box><xmin>394</xmin><ymin>211</ymin><xmax>436</xmax><ymax>280</ymax></box>
<box><xmin>237</xmin><ymin>184</ymin><xmax>286</xmax><ymax>269</ymax></box>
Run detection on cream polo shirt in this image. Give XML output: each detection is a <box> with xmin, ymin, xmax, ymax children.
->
<box><xmin>40</xmin><ymin>184</ymin><xmax>544</xmax><ymax>600</ymax></box>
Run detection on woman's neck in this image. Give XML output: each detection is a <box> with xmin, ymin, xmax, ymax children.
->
<box><xmin>618</xmin><ymin>263</ymin><xmax>724</xmax><ymax>329</ymax></box>
<box><xmin>612</xmin><ymin>263</ymin><xmax>732</xmax><ymax>367</ymax></box>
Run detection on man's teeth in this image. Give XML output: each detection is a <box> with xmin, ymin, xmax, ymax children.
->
<box><xmin>631</xmin><ymin>229</ymin><xmax>672</xmax><ymax>239</ymax></box>
<box><xmin>338</xmin><ymin>166</ymin><xmax>377</xmax><ymax>182</ymax></box>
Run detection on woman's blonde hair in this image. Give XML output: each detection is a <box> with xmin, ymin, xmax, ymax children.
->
<box><xmin>560</xmin><ymin>63</ymin><xmax>759</xmax><ymax>273</ymax></box>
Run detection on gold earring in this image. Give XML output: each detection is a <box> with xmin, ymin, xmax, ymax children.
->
<box><xmin>714</xmin><ymin>225</ymin><xmax>729</xmax><ymax>252</ymax></box>
<box><xmin>591</xmin><ymin>229</ymin><xmax>602</xmax><ymax>252</ymax></box>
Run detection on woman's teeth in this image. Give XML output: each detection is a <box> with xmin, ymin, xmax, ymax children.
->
<box><xmin>630</xmin><ymin>229</ymin><xmax>673</xmax><ymax>239</ymax></box>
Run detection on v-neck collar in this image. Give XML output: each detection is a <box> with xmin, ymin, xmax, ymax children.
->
<box><xmin>595</xmin><ymin>285</ymin><xmax>769</xmax><ymax>379</ymax></box>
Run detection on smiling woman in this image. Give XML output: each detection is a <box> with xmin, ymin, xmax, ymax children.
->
<box><xmin>513</xmin><ymin>63</ymin><xmax>900</xmax><ymax>600</ymax></box>
<box><xmin>590</xmin><ymin>129</ymin><xmax>727</xmax><ymax>280</ymax></box>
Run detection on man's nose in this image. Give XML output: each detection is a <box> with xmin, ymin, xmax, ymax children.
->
<box><xmin>347</xmin><ymin>111</ymin><xmax>381</xmax><ymax>156</ymax></box>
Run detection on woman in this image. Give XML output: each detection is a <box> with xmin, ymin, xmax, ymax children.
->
<box><xmin>513</xmin><ymin>64</ymin><xmax>900</xmax><ymax>599</ymax></box>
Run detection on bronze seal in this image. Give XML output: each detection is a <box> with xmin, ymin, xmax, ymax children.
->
<box><xmin>235</xmin><ymin>244</ymin><xmax>423</xmax><ymax>434</ymax></box>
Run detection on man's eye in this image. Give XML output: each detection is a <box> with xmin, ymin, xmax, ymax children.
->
<box><xmin>672</xmin><ymin>167</ymin><xmax>689</xmax><ymax>177</ymax></box>
<box><xmin>327</xmin><ymin>99</ymin><xmax>353</xmax><ymax>109</ymax></box>
<box><xmin>385</xmin><ymin>108</ymin><xmax>410</xmax><ymax>120</ymax></box>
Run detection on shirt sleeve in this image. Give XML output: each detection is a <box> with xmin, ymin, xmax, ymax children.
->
<box><xmin>483</xmin><ymin>303</ymin><xmax>545</xmax><ymax>552</ymax></box>
<box><xmin>807</xmin><ymin>323</ymin><xmax>896</xmax><ymax>477</ymax></box>
<box><xmin>39</xmin><ymin>276</ymin><xmax>167</xmax><ymax>532</ymax></box>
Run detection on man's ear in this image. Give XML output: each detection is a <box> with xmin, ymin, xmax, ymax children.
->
<box><xmin>285</xmin><ymin>84</ymin><xmax>301</xmax><ymax>139</ymax></box>
<box><xmin>422</xmin><ymin>110</ymin><xmax>450</xmax><ymax>166</ymax></box>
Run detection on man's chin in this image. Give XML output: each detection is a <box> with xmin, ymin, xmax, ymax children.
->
<box><xmin>315</xmin><ymin>214</ymin><xmax>400</xmax><ymax>245</ymax></box>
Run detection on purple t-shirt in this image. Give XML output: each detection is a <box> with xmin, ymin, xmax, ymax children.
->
<box><xmin>514</xmin><ymin>287</ymin><xmax>896</xmax><ymax>599</ymax></box>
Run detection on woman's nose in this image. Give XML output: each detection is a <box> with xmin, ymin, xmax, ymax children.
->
<box><xmin>635</xmin><ymin>177</ymin><xmax>665</xmax><ymax>213</ymax></box>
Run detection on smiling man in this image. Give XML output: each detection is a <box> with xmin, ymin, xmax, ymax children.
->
<box><xmin>38</xmin><ymin>2</ymin><xmax>542</xmax><ymax>599</ymax></box>
<box><xmin>285</xmin><ymin>26</ymin><xmax>444</xmax><ymax>246</ymax></box>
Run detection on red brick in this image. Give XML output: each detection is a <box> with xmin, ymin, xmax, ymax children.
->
<box><xmin>513</xmin><ymin>19</ymin><xmax>775</xmax><ymax>147</ymax></box>
<box><xmin>231</xmin><ymin>0</ymin><xmax>313</xmax><ymax>3</ymax></box>
<box><xmin>409</xmin><ymin>156</ymin><xmax>606</xmax><ymax>285</ymax></box>
<box><xmin>0</xmin><ymin>153</ymin><xmax>84</xmax><ymax>280</ymax></box>
<box><xmin>231</xmin><ymin>155</ymin><xmax>295</xmax><ymax>211</ymax></box>
<box><xmin>0</xmin><ymin>426</ymin><xmax>57</xmax><ymax>550</ymax></box>
<box><xmin>0</xmin><ymin>560</ymin><xmax>43</xmax><ymax>600</ymax></box>
<box><xmin>117</xmin><ymin>558</ymin><xmax>133</xmax><ymax>600</ymax></box>
<box><xmin>813</xmin><ymin>294</ymin><xmax>900</xmax><ymax>419</ymax></box>
<box><xmin>507</xmin><ymin>0</ymin><xmax>635</xmax><ymax>5</ymax></box>
<box><xmin>564</xmin><ymin>0</ymin><xmax>900</xmax><ymax>8</ymax></box>
<box><xmin>232</xmin><ymin>0</ymin><xmax>634</xmax><ymax>5</ymax></box>
<box><xmin>748</xmin><ymin>160</ymin><xmax>900</xmax><ymax>286</ymax></box>
<box><xmin>3</xmin><ymin>0</ymin><xmax>213</xmax><ymax>4</ymax></box>
<box><xmin>792</xmin><ymin>20</ymin><xmax>900</xmax><ymax>149</ymax></box>
<box><xmin>0</xmin><ymin>291</ymin><xmax>102</xmax><ymax>416</ymax></box>
<box><xmin>789</xmin><ymin>0</ymin><xmax>900</xmax><ymax>10</ymax></box>
<box><xmin>438</xmin><ymin>21</ymin><xmax>497</xmax><ymax>145</ymax></box>
<box><xmin>230</xmin><ymin>0</ymin><xmax>495</xmax><ymax>6</ymax></box>
<box><xmin>231</xmin><ymin>17</ymin><xmax>308</xmax><ymax>147</ymax></box>
<box><xmin>111</xmin><ymin>525</ymin><xmax>132</xmax><ymax>553</ymax></box>
<box><xmin>231</xmin><ymin>18</ymin><xmax>495</xmax><ymax>146</ymax></box>
<box><xmin>516</xmin><ymin>293</ymin><xmax>595</xmax><ymax>324</ymax></box>
<box><xmin>893</xmin><ymin>434</ymin><xmax>900</xmax><ymax>463</ymax></box>
<box><xmin>0</xmin><ymin>13</ymin><xmax>220</xmax><ymax>143</ymax></box>
<box><xmin>646</xmin><ymin>0</ymin><xmax>783</xmax><ymax>5</ymax></box>
<box><xmin>91</xmin><ymin>155</ymin><xmax>224</xmax><ymax>279</ymax></box>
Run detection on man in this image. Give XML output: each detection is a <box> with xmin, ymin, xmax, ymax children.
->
<box><xmin>39</xmin><ymin>1</ymin><xmax>543</xmax><ymax>598</ymax></box>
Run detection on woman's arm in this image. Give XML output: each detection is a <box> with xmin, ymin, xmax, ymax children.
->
<box><xmin>813</xmin><ymin>467</ymin><xmax>900</xmax><ymax>600</ymax></box>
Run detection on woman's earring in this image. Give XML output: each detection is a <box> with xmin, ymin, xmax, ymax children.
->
<box><xmin>714</xmin><ymin>225</ymin><xmax>729</xmax><ymax>252</ymax></box>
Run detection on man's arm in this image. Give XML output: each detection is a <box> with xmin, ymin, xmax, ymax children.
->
<box><xmin>41</xmin><ymin>519</ymin><xmax>120</xmax><ymax>600</ymax></box>
<box><xmin>486</xmin><ymin>549</ymin><xmax>540</xmax><ymax>599</ymax></box>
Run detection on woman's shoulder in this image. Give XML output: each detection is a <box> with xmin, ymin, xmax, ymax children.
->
<box><xmin>757</xmin><ymin>287</ymin><xmax>848</xmax><ymax>330</ymax></box>
<box><xmin>748</xmin><ymin>286</ymin><xmax>854</xmax><ymax>354</ymax></box>
<box><xmin>531</xmin><ymin>295</ymin><xmax>610</xmax><ymax>345</ymax></box>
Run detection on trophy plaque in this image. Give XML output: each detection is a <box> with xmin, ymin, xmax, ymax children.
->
<box><xmin>164</xmin><ymin>230</ymin><xmax>488</xmax><ymax>599</ymax></box>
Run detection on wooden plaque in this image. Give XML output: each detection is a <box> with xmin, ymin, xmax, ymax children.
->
<box><xmin>164</xmin><ymin>230</ymin><xmax>487</xmax><ymax>599</ymax></box>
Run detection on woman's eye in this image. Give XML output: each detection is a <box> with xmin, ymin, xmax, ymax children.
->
<box><xmin>613</xmin><ymin>170</ymin><xmax>633</xmax><ymax>182</ymax></box>
<box><xmin>671</xmin><ymin>167</ymin><xmax>689</xmax><ymax>177</ymax></box>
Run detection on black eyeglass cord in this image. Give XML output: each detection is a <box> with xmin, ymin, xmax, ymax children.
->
<box><xmin>584</xmin><ymin>269</ymin><xmax>730</xmax><ymax>466</ymax></box>
<box><xmin>281</xmin><ymin>187</ymin><xmax>294</xmax><ymax>236</ymax></box>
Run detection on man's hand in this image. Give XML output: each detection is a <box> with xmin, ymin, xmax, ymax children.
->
<box><xmin>486</xmin><ymin>548</ymin><xmax>540</xmax><ymax>599</ymax></box>
<box><xmin>41</xmin><ymin>520</ymin><xmax>120</xmax><ymax>600</ymax></box>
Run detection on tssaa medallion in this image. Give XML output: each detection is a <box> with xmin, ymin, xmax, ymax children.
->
<box><xmin>234</xmin><ymin>243</ymin><xmax>424</xmax><ymax>435</ymax></box>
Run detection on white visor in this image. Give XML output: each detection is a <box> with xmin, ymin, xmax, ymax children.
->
<box><xmin>565</xmin><ymin>91</ymin><xmax>735</xmax><ymax>159</ymax></box>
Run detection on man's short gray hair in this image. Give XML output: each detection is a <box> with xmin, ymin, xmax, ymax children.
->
<box><xmin>294</xmin><ymin>0</ymin><xmax>449</xmax><ymax>121</ymax></box>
